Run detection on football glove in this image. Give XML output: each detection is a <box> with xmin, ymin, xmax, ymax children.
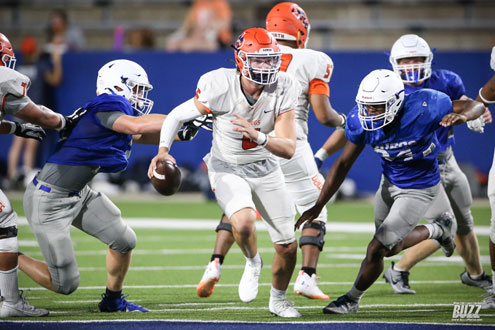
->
<box><xmin>59</xmin><ymin>107</ymin><xmax>88</xmax><ymax>141</ymax></box>
<box><xmin>467</xmin><ymin>116</ymin><xmax>485</xmax><ymax>134</ymax></box>
<box><xmin>177</xmin><ymin>114</ymin><xmax>213</xmax><ymax>141</ymax></box>
<box><xmin>337</xmin><ymin>112</ymin><xmax>347</xmax><ymax>131</ymax></box>
<box><xmin>13</xmin><ymin>122</ymin><xmax>46</xmax><ymax>141</ymax></box>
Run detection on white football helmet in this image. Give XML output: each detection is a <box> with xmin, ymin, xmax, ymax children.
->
<box><xmin>356</xmin><ymin>69</ymin><xmax>404</xmax><ymax>131</ymax></box>
<box><xmin>96</xmin><ymin>59</ymin><xmax>153</xmax><ymax>115</ymax></box>
<box><xmin>389</xmin><ymin>34</ymin><xmax>433</xmax><ymax>84</ymax></box>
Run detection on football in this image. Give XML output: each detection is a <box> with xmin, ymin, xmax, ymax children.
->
<box><xmin>151</xmin><ymin>160</ymin><xmax>182</xmax><ymax>196</ymax></box>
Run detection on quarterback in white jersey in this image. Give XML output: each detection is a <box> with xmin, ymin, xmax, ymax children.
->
<box><xmin>196</xmin><ymin>2</ymin><xmax>346</xmax><ymax>303</ymax></box>
<box><xmin>0</xmin><ymin>32</ymin><xmax>86</xmax><ymax>318</ymax></box>
<box><xmin>149</xmin><ymin>27</ymin><xmax>302</xmax><ymax>318</ymax></box>
<box><xmin>478</xmin><ymin>46</ymin><xmax>495</xmax><ymax>309</ymax></box>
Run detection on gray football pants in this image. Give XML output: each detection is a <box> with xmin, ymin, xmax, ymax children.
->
<box><xmin>424</xmin><ymin>152</ymin><xmax>474</xmax><ymax>235</ymax></box>
<box><xmin>24</xmin><ymin>179</ymin><xmax>136</xmax><ymax>294</ymax></box>
<box><xmin>374</xmin><ymin>176</ymin><xmax>453</xmax><ymax>250</ymax></box>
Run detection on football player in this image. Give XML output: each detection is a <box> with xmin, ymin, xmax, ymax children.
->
<box><xmin>0</xmin><ymin>32</ymin><xmax>87</xmax><ymax>317</ymax></box>
<box><xmin>478</xmin><ymin>46</ymin><xmax>495</xmax><ymax>309</ymax></box>
<box><xmin>382</xmin><ymin>35</ymin><xmax>492</xmax><ymax>294</ymax></box>
<box><xmin>17</xmin><ymin>59</ymin><xmax>195</xmax><ymax>313</ymax></box>
<box><xmin>149</xmin><ymin>27</ymin><xmax>302</xmax><ymax>317</ymax></box>
<box><xmin>196</xmin><ymin>1</ymin><xmax>346</xmax><ymax>303</ymax></box>
<box><xmin>296</xmin><ymin>69</ymin><xmax>485</xmax><ymax>314</ymax></box>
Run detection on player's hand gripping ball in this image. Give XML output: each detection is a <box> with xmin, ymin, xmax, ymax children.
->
<box><xmin>151</xmin><ymin>160</ymin><xmax>182</xmax><ymax>196</ymax></box>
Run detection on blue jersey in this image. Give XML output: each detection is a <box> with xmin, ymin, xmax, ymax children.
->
<box><xmin>48</xmin><ymin>94</ymin><xmax>134</xmax><ymax>173</ymax></box>
<box><xmin>404</xmin><ymin>69</ymin><xmax>465</xmax><ymax>153</ymax></box>
<box><xmin>345</xmin><ymin>89</ymin><xmax>452</xmax><ymax>189</ymax></box>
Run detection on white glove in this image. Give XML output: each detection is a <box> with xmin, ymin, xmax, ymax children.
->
<box><xmin>467</xmin><ymin>116</ymin><xmax>485</xmax><ymax>134</ymax></box>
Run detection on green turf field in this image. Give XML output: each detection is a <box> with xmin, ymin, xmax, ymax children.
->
<box><xmin>8</xmin><ymin>196</ymin><xmax>495</xmax><ymax>324</ymax></box>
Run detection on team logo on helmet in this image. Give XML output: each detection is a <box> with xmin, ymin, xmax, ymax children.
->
<box><xmin>292</xmin><ymin>7</ymin><xmax>309</xmax><ymax>29</ymax></box>
<box><xmin>234</xmin><ymin>33</ymin><xmax>245</xmax><ymax>50</ymax></box>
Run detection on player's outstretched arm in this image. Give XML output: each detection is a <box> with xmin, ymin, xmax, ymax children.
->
<box><xmin>440</xmin><ymin>99</ymin><xmax>485</xmax><ymax>127</ymax></box>
<box><xmin>314</xmin><ymin>130</ymin><xmax>348</xmax><ymax>169</ymax></box>
<box><xmin>15</xmin><ymin>102</ymin><xmax>64</xmax><ymax>129</ymax></box>
<box><xmin>477</xmin><ymin>74</ymin><xmax>495</xmax><ymax>106</ymax></box>
<box><xmin>309</xmin><ymin>94</ymin><xmax>346</xmax><ymax>128</ymax></box>
<box><xmin>295</xmin><ymin>141</ymin><xmax>364</xmax><ymax>230</ymax></box>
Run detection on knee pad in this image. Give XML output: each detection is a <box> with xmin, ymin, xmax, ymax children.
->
<box><xmin>49</xmin><ymin>257</ymin><xmax>80</xmax><ymax>295</ymax></box>
<box><xmin>55</xmin><ymin>274</ymin><xmax>80</xmax><ymax>295</ymax></box>
<box><xmin>299</xmin><ymin>222</ymin><xmax>326</xmax><ymax>251</ymax></box>
<box><xmin>110</xmin><ymin>225</ymin><xmax>137</xmax><ymax>254</ymax></box>
<box><xmin>0</xmin><ymin>226</ymin><xmax>18</xmax><ymax>252</ymax></box>
<box><xmin>215</xmin><ymin>217</ymin><xmax>232</xmax><ymax>233</ymax></box>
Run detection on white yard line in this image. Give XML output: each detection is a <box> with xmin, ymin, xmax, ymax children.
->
<box><xmin>16</xmin><ymin>217</ymin><xmax>492</xmax><ymax>236</ymax></box>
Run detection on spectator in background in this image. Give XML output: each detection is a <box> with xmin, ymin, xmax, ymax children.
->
<box><xmin>46</xmin><ymin>9</ymin><xmax>85</xmax><ymax>53</ymax></box>
<box><xmin>165</xmin><ymin>0</ymin><xmax>232</xmax><ymax>52</ymax></box>
<box><xmin>127</xmin><ymin>28</ymin><xmax>156</xmax><ymax>50</ymax></box>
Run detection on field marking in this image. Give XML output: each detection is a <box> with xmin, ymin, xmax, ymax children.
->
<box><xmin>17</xmin><ymin>217</ymin><xmax>492</xmax><ymax>236</ymax></box>
<box><xmin>20</xmin><ymin>280</ymin><xmax>465</xmax><ymax>291</ymax></box>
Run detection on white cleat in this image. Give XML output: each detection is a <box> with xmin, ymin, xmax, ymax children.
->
<box><xmin>481</xmin><ymin>293</ymin><xmax>495</xmax><ymax>309</ymax></box>
<box><xmin>196</xmin><ymin>258</ymin><xmax>221</xmax><ymax>298</ymax></box>
<box><xmin>293</xmin><ymin>270</ymin><xmax>330</xmax><ymax>300</ymax></box>
<box><xmin>1</xmin><ymin>296</ymin><xmax>49</xmax><ymax>317</ymax></box>
<box><xmin>269</xmin><ymin>297</ymin><xmax>301</xmax><ymax>318</ymax></box>
<box><xmin>433</xmin><ymin>213</ymin><xmax>456</xmax><ymax>257</ymax></box>
<box><xmin>238</xmin><ymin>259</ymin><xmax>262</xmax><ymax>303</ymax></box>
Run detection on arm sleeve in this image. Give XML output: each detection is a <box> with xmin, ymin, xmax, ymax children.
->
<box><xmin>96</xmin><ymin>111</ymin><xmax>124</xmax><ymax>129</ymax></box>
<box><xmin>3</xmin><ymin>94</ymin><xmax>32</xmax><ymax>116</ymax></box>
<box><xmin>159</xmin><ymin>98</ymin><xmax>203</xmax><ymax>150</ymax></box>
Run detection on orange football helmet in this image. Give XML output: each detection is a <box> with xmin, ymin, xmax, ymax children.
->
<box><xmin>233</xmin><ymin>27</ymin><xmax>281</xmax><ymax>85</ymax></box>
<box><xmin>0</xmin><ymin>33</ymin><xmax>16</xmax><ymax>69</ymax></box>
<box><xmin>266</xmin><ymin>2</ymin><xmax>310</xmax><ymax>49</ymax></box>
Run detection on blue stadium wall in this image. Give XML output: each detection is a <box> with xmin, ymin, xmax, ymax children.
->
<box><xmin>1</xmin><ymin>50</ymin><xmax>493</xmax><ymax>193</ymax></box>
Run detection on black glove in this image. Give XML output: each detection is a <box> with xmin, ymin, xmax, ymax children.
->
<box><xmin>13</xmin><ymin>122</ymin><xmax>46</xmax><ymax>141</ymax></box>
<box><xmin>177</xmin><ymin>114</ymin><xmax>213</xmax><ymax>141</ymax></box>
<box><xmin>59</xmin><ymin>107</ymin><xmax>88</xmax><ymax>141</ymax></box>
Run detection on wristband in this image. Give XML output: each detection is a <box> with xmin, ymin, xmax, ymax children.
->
<box><xmin>479</xmin><ymin>88</ymin><xmax>495</xmax><ymax>105</ymax></box>
<box><xmin>256</xmin><ymin>131</ymin><xmax>268</xmax><ymax>146</ymax></box>
<box><xmin>56</xmin><ymin>113</ymin><xmax>66</xmax><ymax>131</ymax></box>
<box><xmin>315</xmin><ymin>148</ymin><xmax>329</xmax><ymax>161</ymax></box>
<box><xmin>6</xmin><ymin>121</ymin><xmax>17</xmax><ymax>134</ymax></box>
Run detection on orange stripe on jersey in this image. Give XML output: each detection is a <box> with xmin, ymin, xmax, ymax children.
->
<box><xmin>308</xmin><ymin>79</ymin><xmax>330</xmax><ymax>97</ymax></box>
<box><xmin>194</xmin><ymin>96</ymin><xmax>212</xmax><ymax>113</ymax></box>
<box><xmin>278</xmin><ymin>108</ymin><xmax>294</xmax><ymax>117</ymax></box>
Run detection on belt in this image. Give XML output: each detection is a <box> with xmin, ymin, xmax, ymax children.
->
<box><xmin>32</xmin><ymin>177</ymin><xmax>80</xmax><ymax>197</ymax></box>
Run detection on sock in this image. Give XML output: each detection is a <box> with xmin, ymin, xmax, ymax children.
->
<box><xmin>393</xmin><ymin>263</ymin><xmax>407</xmax><ymax>272</ymax></box>
<box><xmin>492</xmin><ymin>271</ymin><xmax>495</xmax><ymax>288</ymax></box>
<box><xmin>347</xmin><ymin>285</ymin><xmax>366</xmax><ymax>302</ymax></box>
<box><xmin>211</xmin><ymin>254</ymin><xmax>225</xmax><ymax>265</ymax></box>
<box><xmin>424</xmin><ymin>223</ymin><xmax>442</xmax><ymax>239</ymax></box>
<box><xmin>245</xmin><ymin>252</ymin><xmax>261</xmax><ymax>266</ymax></box>
<box><xmin>0</xmin><ymin>266</ymin><xmax>21</xmax><ymax>304</ymax></box>
<box><xmin>270</xmin><ymin>285</ymin><xmax>286</xmax><ymax>300</ymax></box>
<box><xmin>469</xmin><ymin>272</ymin><xmax>483</xmax><ymax>280</ymax></box>
<box><xmin>105</xmin><ymin>287</ymin><xmax>122</xmax><ymax>300</ymax></box>
<box><xmin>301</xmin><ymin>267</ymin><xmax>316</xmax><ymax>277</ymax></box>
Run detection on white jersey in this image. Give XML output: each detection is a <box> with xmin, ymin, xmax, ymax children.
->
<box><xmin>491</xmin><ymin>46</ymin><xmax>495</xmax><ymax>72</ymax></box>
<box><xmin>0</xmin><ymin>66</ymin><xmax>31</xmax><ymax>120</ymax></box>
<box><xmin>278</xmin><ymin>45</ymin><xmax>334</xmax><ymax>139</ymax></box>
<box><xmin>196</xmin><ymin>68</ymin><xmax>299</xmax><ymax>165</ymax></box>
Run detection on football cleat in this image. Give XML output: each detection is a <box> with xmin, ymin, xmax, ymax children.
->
<box><xmin>460</xmin><ymin>271</ymin><xmax>492</xmax><ymax>292</ymax></box>
<box><xmin>433</xmin><ymin>213</ymin><xmax>456</xmax><ymax>257</ymax></box>
<box><xmin>293</xmin><ymin>270</ymin><xmax>330</xmax><ymax>300</ymax></box>
<box><xmin>323</xmin><ymin>294</ymin><xmax>359</xmax><ymax>314</ymax></box>
<box><xmin>196</xmin><ymin>258</ymin><xmax>221</xmax><ymax>298</ymax></box>
<box><xmin>98</xmin><ymin>293</ymin><xmax>149</xmax><ymax>312</ymax></box>
<box><xmin>238</xmin><ymin>259</ymin><xmax>262</xmax><ymax>303</ymax></box>
<box><xmin>481</xmin><ymin>293</ymin><xmax>495</xmax><ymax>309</ymax></box>
<box><xmin>0</xmin><ymin>292</ymin><xmax>49</xmax><ymax>317</ymax></box>
<box><xmin>269</xmin><ymin>297</ymin><xmax>301</xmax><ymax>318</ymax></box>
<box><xmin>383</xmin><ymin>262</ymin><xmax>416</xmax><ymax>294</ymax></box>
